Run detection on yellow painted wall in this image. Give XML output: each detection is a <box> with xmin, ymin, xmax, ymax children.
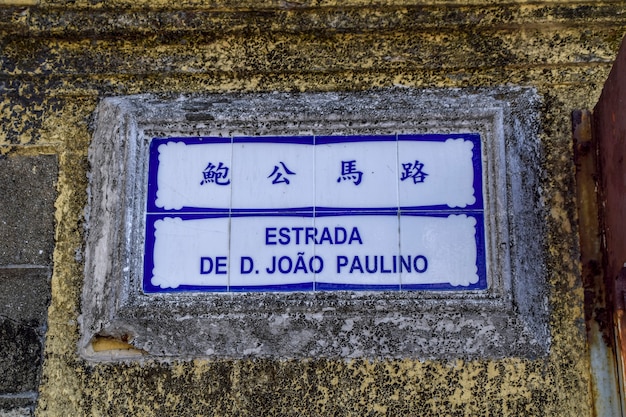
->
<box><xmin>1</xmin><ymin>1</ymin><xmax>623</xmax><ymax>415</ymax></box>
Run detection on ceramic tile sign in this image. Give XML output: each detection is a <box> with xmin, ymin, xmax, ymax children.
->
<box><xmin>143</xmin><ymin>134</ymin><xmax>487</xmax><ymax>293</ymax></box>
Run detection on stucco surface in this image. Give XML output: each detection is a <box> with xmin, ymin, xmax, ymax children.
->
<box><xmin>0</xmin><ymin>1</ymin><xmax>623</xmax><ymax>415</ymax></box>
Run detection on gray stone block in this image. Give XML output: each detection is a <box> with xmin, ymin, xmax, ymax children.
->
<box><xmin>0</xmin><ymin>268</ymin><xmax>51</xmax><ymax>325</ymax></box>
<box><xmin>0</xmin><ymin>154</ymin><xmax>57</xmax><ymax>266</ymax></box>
<box><xmin>0</xmin><ymin>406</ymin><xmax>32</xmax><ymax>417</ymax></box>
<box><xmin>0</xmin><ymin>318</ymin><xmax>41</xmax><ymax>393</ymax></box>
<box><xmin>0</xmin><ymin>155</ymin><xmax>55</xmax><ymax>403</ymax></box>
<box><xmin>0</xmin><ymin>396</ymin><xmax>35</xmax><ymax>417</ymax></box>
<box><xmin>0</xmin><ymin>409</ymin><xmax>32</xmax><ymax>417</ymax></box>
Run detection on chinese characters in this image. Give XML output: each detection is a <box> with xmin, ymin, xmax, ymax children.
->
<box><xmin>267</xmin><ymin>162</ymin><xmax>296</xmax><ymax>184</ymax></box>
<box><xmin>337</xmin><ymin>160</ymin><xmax>364</xmax><ymax>186</ymax></box>
<box><xmin>200</xmin><ymin>159</ymin><xmax>428</xmax><ymax>187</ymax></box>
<box><xmin>200</xmin><ymin>162</ymin><xmax>230</xmax><ymax>186</ymax></box>
<box><xmin>400</xmin><ymin>160</ymin><xmax>428</xmax><ymax>184</ymax></box>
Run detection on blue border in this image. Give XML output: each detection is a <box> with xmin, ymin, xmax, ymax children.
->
<box><xmin>315</xmin><ymin>282</ymin><xmax>401</xmax><ymax>291</ymax></box>
<box><xmin>143</xmin><ymin>134</ymin><xmax>488</xmax><ymax>294</ymax></box>
<box><xmin>315</xmin><ymin>134</ymin><xmax>396</xmax><ymax>145</ymax></box>
<box><xmin>230</xmin><ymin>282</ymin><xmax>315</xmax><ymax>292</ymax></box>
<box><xmin>233</xmin><ymin>135</ymin><xmax>314</xmax><ymax>145</ymax></box>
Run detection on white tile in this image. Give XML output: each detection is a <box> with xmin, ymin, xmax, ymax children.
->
<box><xmin>314</xmin><ymin>214</ymin><xmax>400</xmax><ymax>288</ymax></box>
<box><xmin>154</xmin><ymin>139</ymin><xmax>232</xmax><ymax>211</ymax></box>
<box><xmin>231</xmin><ymin>138</ymin><xmax>314</xmax><ymax>210</ymax></box>
<box><xmin>315</xmin><ymin>137</ymin><xmax>398</xmax><ymax>209</ymax></box>
<box><xmin>399</xmin><ymin>214</ymin><xmax>479</xmax><ymax>287</ymax></box>
<box><xmin>398</xmin><ymin>137</ymin><xmax>477</xmax><ymax>208</ymax></box>
<box><xmin>149</xmin><ymin>216</ymin><xmax>230</xmax><ymax>289</ymax></box>
<box><xmin>229</xmin><ymin>215</ymin><xmax>315</xmax><ymax>290</ymax></box>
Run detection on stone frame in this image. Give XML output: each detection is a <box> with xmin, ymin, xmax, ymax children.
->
<box><xmin>80</xmin><ymin>88</ymin><xmax>548</xmax><ymax>361</ymax></box>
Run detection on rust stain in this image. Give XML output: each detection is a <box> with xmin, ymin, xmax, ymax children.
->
<box><xmin>91</xmin><ymin>335</ymin><xmax>147</xmax><ymax>354</ymax></box>
<box><xmin>573</xmin><ymin>110</ymin><xmax>607</xmax><ymax>336</ymax></box>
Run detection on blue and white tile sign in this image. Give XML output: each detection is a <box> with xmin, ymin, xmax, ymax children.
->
<box><xmin>143</xmin><ymin>134</ymin><xmax>487</xmax><ymax>293</ymax></box>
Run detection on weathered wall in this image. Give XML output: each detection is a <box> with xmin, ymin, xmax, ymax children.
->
<box><xmin>1</xmin><ymin>1</ymin><xmax>624</xmax><ymax>416</ymax></box>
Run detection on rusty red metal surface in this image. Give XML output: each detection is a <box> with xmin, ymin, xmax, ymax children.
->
<box><xmin>574</xmin><ymin>109</ymin><xmax>624</xmax><ymax>416</ymax></box>
<box><xmin>593</xmin><ymin>34</ymin><xmax>626</xmax><ymax>401</ymax></box>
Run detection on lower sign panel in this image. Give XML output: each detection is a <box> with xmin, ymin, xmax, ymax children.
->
<box><xmin>143</xmin><ymin>212</ymin><xmax>487</xmax><ymax>292</ymax></box>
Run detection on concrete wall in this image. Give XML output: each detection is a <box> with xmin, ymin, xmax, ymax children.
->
<box><xmin>1</xmin><ymin>1</ymin><xmax>624</xmax><ymax>415</ymax></box>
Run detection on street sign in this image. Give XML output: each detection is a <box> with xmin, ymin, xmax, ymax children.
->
<box><xmin>84</xmin><ymin>89</ymin><xmax>546</xmax><ymax>359</ymax></box>
<box><xmin>143</xmin><ymin>134</ymin><xmax>487</xmax><ymax>292</ymax></box>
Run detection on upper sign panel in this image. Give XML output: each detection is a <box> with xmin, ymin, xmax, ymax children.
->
<box><xmin>147</xmin><ymin>134</ymin><xmax>483</xmax><ymax>213</ymax></box>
